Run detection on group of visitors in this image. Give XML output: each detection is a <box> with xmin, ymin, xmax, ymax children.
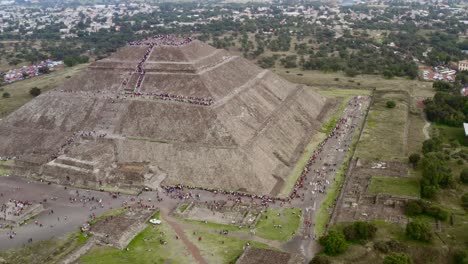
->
<box><xmin>129</xmin><ymin>35</ymin><xmax>193</xmax><ymax>47</ymax></box>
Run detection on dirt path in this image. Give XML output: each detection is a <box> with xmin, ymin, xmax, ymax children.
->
<box><xmin>160</xmin><ymin>209</ymin><xmax>207</xmax><ymax>264</ymax></box>
<box><xmin>178</xmin><ymin>220</ymin><xmax>283</xmax><ymax>249</ymax></box>
<box><xmin>422</xmin><ymin>113</ymin><xmax>430</xmax><ymax>140</ymax></box>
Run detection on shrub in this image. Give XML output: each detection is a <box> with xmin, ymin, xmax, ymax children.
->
<box><xmin>374</xmin><ymin>241</ymin><xmax>390</xmax><ymax>253</ymax></box>
<box><xmin>29</xmin><ymin>87</ymin><xmax>41</xmax><ymax>97</ymax></box>
<box><xmin>408</xmin><ymin>153</ymin><xmax>421</xmax><ymax>166</ymax></box>
<box><xmin>406</xmin><ymin>221</ymin><xmax>432</xmax><ymax>242</ymax></box>
<box><xmin>422</xmin><ymin>138</ymin><xmax>442</xmax><ymax>154</ymax></box>
<box><xmin>453</xmin><ymin>249</ymin><xmax>468</xmax><ymax>264</ymax></box>
<box><xmin>460</xmin><ymin>168</ymin><xmax>468</xmax><ymax>184</ymax></box>
<box><xmin>319</xmin><ymin>230</ymin><xmax>347</xmax><ymax>255</ymax></box>
<box><xmin>405</xmin><ymin>201</ymin><xmax>423</xmax><ymax>216</ymax></box>
<box><xmin>309</xmin><ymin>255</ymin><xmax>331</xmax><ymax>264</ymax></box>
<box><xmin>384</xmin><ymin>253</ymin><xmax>413</xmax><ymax>264</ymax></box>
<box><xmin>343</xmin><ymin>221</ymin><xmax>377</xmax><ymax>241</ymax></box>
<box><xmin>2</xmin><ymin>92</ymin><xmax>10</xmax><ymax>98</ymax></box>
<box><xmin>462</xmin><ymin>193</ymin><xmax>468</xmax><ymax>209</ymax></box>
<box><xmin>386</xmin><ymin>100</ymin><xmax>396</xmax><ymax>108</ymax></box>
<box><xmin>425</xmin><ymin>205</ymin><xmax>449</xmax><ymax>221</ymax></box>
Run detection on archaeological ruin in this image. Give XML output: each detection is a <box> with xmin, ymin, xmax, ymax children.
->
<box><xmin>0</xmin><ymin>37</ymin><xmax>331</xmax><ymax>196</ymax></box>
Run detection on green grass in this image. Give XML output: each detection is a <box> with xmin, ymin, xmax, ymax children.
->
<box><xmin>433</xmin><ymin>124</ymin><xmax>466</xmax><ymax>146</ymax></box>
<box><xmin>274</xmin><ymin>68</ymin><xmax>434</xmax><ymax>98</ymax></box>
<box><xmin>254</xmin><ymin>208</ymin><xmax>302</xmax><ymax>242</ymax></box>
<box><xmin>80</xmin><ymin>215</ymin><xmax>195</xmax><ymax>264</ymax></box>
<box><xmin>355</xmin><ymin>93</ymin><xmax>409</xmax><ymax>161</ymax></box>
<box><xmin>89</xmin><ymin>207</ymin><xmax>127</xmax><ymax>225</ymax></box>
<box><xmin>178</xmin><ymin>203</ymin><xmax>190</xmax><ymax>213</ymax></box>
<box><xmin>0</xmin><ymin>231</ymin><xmax>89</xmax><ymax>264</ymax></box>
<box><xmin>0</xmin><ymin>64</ymin><xmax>88</xmax><ymax>118</ymax></box>
<box><xmin>184</xmin><ymin>230</ymin><xmax>275</xmax><ymax>264</ymax></box>
<box><xmin>0</xmin><ymin>167</ymin><xmax>11</xmax><ymax>176</ymax></box>
<box><xmin>368</xmin><ymin>176</ymin><xmax>420</xmax><ymax>198</ymax></box>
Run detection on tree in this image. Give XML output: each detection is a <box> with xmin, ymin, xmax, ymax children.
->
<box><xmin>29</xmin><ymin>87</ymin><xmax>41</xmax><ymax>97</ymax></box>
<box><xmin>2</xmin><ymin>92</ymin><xmax>10</xmax><ymax>98</ymax></box>
<box><xmin>319</xmin><ymin>230</ymin><xmax>347</xmax><ymax>255</ymax></box>
<box><xmin>405</xmin><ymin>201</ymin><xmax>423</xmax><ymax>216</ymax></box>
<box><xmin>462</xmin><ymin>193</ymin><xmax>468</xmax><ymax>209</ymax></box>
<box><xmin>422</xmin><ymin>138</ymin><xmax>441</xmax><ymax>154</ymax></box>
<box><xmin>408</xmin><ymin>153</ymin><xmax>421</xmax><ymax>167</ymax></box>
<box><xmin>460</xmin><ymin>168</ymin><xmax>468</xmax><ymax>184</ymax></box>
<box><xmin>420</xmin><ymin>152</ymin><xmax>452</xmax><ymax>198</ymax></box>
<box><xmin>384</xmin><ymin>253</ymin><xmax>413</xmax><ymax>264</ymax></box>
<box><xmin>343</xmin><ymin>221</ymin><xmax>377</xmax><ymax>241</ymax></box>
<box><xmin>406</xmin><ymin>220</ymin><xmax>432</xmax><ymax>242</ymax></box>
<box><xmin>309</xmin><ymin>255</ymin><xmax>331</xmax><ymax>264</ymax></box>
<box><xmin>386</xmin><ymin>100</ymin><xmax>396</xmax><ymax>108</ymax></box>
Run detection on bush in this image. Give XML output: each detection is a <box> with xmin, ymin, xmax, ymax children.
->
<box><xmin>406</xmin><ymin>221</ymin><xmax>432</xmax><ymax>242</ymax></box>
<box><xmin>309</xmin><ymin>255</ymin><xmax>331</xmax><ymax>264</ymax></box>
<box><xmin>462</xmin><ymin>193</ymin><xmax>468</xmax><ymax>209</ymax></box>
<box><xmin>422</xmin><ymin>138</ymin><xmax>442</xmax><ymax>154</ymax></box>
<box><xmin>453</xmin><ymin>249</ymin><xmax>468</xmax><ymax>264</ymax></box>
<box><xmin>319</xmin><ymin>230</ymin><xmax>347</xmax><ymax>255</ymax></box>
<box><xmin>374</xmin><ymin>241</ymin><xmax>390</xmax><ymax>253</ymax></box>
<box><xmin>405</xmin><ymin>201</ymin><xmax>423</xmax><ymax>216</ymax></box>
<box><xmin>384</xmin><ymin>253</ymin><xmax>413</xmax><ymax>264</ymax></box>
<box><xmin>386</xmin><ymin>100</ymin><xmax>396</xmax><ymax>108</ymax></box>
<box><xmin>425</xmin><ymin>205</ymin><xmax>449</xmax><ymax>221</ymax></box>
<box><xmin>460</xmin><ymin>168</ymin><xmax>468</xmax><ymax>184</ymax></box>
<box><xmin>29</xmin><ymin>87</ymin><xmax>41</xmax><ymax>97</ymax></box>
<box><xmin>408</xmin><ymin>153</ymin><xmax>421</xmax><ymax>166</ymax></box>
<box><xmin>2</xmin><ymin>92</ymin><xmax>10</xmax><ymax>98</ymax></box>
<box><xmin>343</xmin><ymin>221</ymin><xmax>377</xmax><ymax>241</ymax></box>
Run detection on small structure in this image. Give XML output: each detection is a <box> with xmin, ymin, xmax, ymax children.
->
<box><xmin>459</xmin><ymin>60</ymin><xmax>468</xmax><ymax>71</ymax></box>
<box><xmin>89</xmin><ymin>206</ymin><xmax>155</xmax><ymax>249</ymax></box>
<box><xmin>464</xmin><ymin>123</ymin><xmax>468</xmax><ymax>143</ymax></box>
<box><xmin>236</xmin><ymin>247</ymin><xmax>303</xmax><ymax>264</ymax></box>
<box><xmin>0</xmin><ymin>201</ymin><xmax>44</xmax><ymax>226</ymax></box>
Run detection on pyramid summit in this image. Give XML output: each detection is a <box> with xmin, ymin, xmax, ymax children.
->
<box><xmin>0</xmin><ymin>35</ymin><xmax>331</xmax><ymax>196</ymax></box>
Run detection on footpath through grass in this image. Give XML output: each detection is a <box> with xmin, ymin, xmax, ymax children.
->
<box><xmin>368</xmin><ymin>176</ymin><xmax>420</xmax><ymax>198</ymax></box>
<box><xmin>185</xmin><ymin>230</ymin><xmax>273</xmax><ymax>264</ymax></box>
<box><xmin>254</xmin><ymin>208</ymin><xmax>302</xmax><ymax>241</ymax></box>
<box><xmin>80</xmin><ymin>211</ymin><xmax>195</xmax><ymax>264</ymax></box>
<box><xmin>0</xmin><ymin>231</ymin><xmax>89</xmax><ymax>264</ymax></box>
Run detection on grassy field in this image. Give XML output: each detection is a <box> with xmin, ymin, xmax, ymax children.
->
<box><xmin>80</xmin><ymin>212</ymin><xmax>195</xmax><ymax>264</ymax></box>
<box><xmin>0</xmin><ymin>64</ymin><xmax>88</xmax><ymax>118</ymax></box>
<box><xmin>273</xmin><ymin>68</ymin><xmax>434</xmax><ymax>98</ymax></box>
<box><xmin>355</xmin><ymin>92</ymin><xmax>409</xmax><ymax>161</ymax></box>
<box><xmin>0</xmin><ymin>231</ymin><xmax>89</xmax><ymax>264</ymax></box>
<box><xmin>0</xmin><ymin>167</ymin><xmax>11</xmax><ymax>176</ymax></box>
<box><xmin>184</xmin><ymin>230</ymin><xmax>273</xmax><ymax>264</ymax></box>
<box><xmin>368</xmin><ymin>176</ymin><xmax>420</xmax><ymax>198</ymax></box>
<box><xmin>254</xmin><ymin>208</ymin><xmax>302</xmax><ymax>241</ymax></box>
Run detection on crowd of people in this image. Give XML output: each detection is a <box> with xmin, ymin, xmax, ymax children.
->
<box><xmin>129</xmin><ymin>35</ymin><xmax>193</xmax><ymax>47</ymax></box>
<box><xmin>161</xmin><ymin>96</ymin><xmax>366</xmax><ymax>207</ymax></box>
<box><xmin>133</xmin><ymin>45</ymin><xmax>154</xmax><ymax>92</ymax></box>
<box><xmin>0</xmin><ymin>156</ymin><xmax>17</xmax><ymax>161</ymax></box>
<box><xmin>0</xmin><ymin>200</ymin><xmax>32</xmax><ymax>221</ymax></box>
